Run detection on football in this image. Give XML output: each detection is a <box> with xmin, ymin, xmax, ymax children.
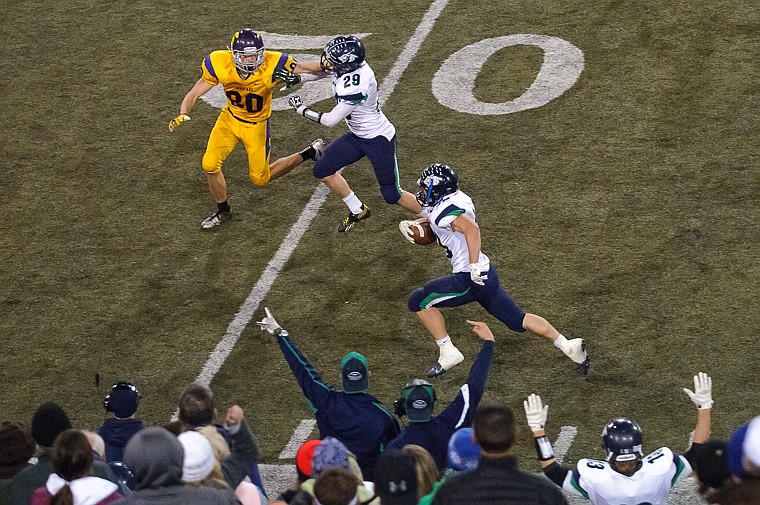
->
<box><xmin>400</xmin><ymin>220</ymin><xmax>437</xmax><ymax>245</ymax></box>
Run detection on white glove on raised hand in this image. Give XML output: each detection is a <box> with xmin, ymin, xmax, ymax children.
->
<box><xmin>257</xmin><ymin>307</ymin><xmax>283</xmax><ymax>335</ymax></box>
<box><xmin>469</xmin><ymin>263</ymin><xmax>488</xmax><ymax>286</ymax></box>
<box><xmin>523</xmin><ymin>393</ymin><xmax>549</xmax><ymax>433</ymax></box>
<box><xmin>683</xmin><ymin>372</ymin><xmax>713</xmax><ymax>409</ymax></box>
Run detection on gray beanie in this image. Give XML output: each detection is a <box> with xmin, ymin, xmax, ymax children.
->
<box><xmin>124</xmin><ymin>427</ymin><xmax>184</xmax><ymax>490</ymax></box>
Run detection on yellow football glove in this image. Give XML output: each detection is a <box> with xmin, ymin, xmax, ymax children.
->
<box><xmin>168</xmin><ymin>114</ymin><xmax>190</xmax><ymax>132</ymax></box>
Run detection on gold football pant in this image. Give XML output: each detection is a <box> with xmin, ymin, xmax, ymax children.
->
<box><xmin>201</xmin><ymin>107</ymin><xmax>272</xmax><ymax>186</ymax></box>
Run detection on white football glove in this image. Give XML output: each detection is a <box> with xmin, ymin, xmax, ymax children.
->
<box><xmin>683</xmin><ymin>371</ymin><xmax>713</xmax><ymax>409</ymax></box>
<box><xmin>524</xmin><ymin>393</ymin><xmax>549</xmax><ymax>433</ymax></box>
<box><xmin>469</xmin><ymin>263</ymin><xmax>488</xmax><ymax>286</ymax></box>
<box><xmin>257</xmin><ymin>307</ymin><xmax>283</xmax><ymax>335</ymax></box>
<box><xmin>288</xmin><ymin>95</ymin><xmax>303</xmax><ymax>109</ymax></box>
<box><xmin>399</xmin><ymin>220</ymin><xmax>416</xmax><ymax>244</ymax></box>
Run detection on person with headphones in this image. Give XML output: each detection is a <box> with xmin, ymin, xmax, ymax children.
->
<box><xmin>385</xmin><ymin>320</ymin><xmax>495</xmax><ymax>470</ymax></box>
<box><xmin>98</xmin><ymin>382</ymin><xmax>144</xmax><ymax>463</ymax></box>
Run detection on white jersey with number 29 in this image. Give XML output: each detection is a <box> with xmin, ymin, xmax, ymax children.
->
<box><xmin>563</xmin><ymin>447</ymin><xmax>692</xmax><ymax>505</ymax></box>
<box><xmin>331</xmin><ymin>62</ymin><xmax>395</xmax><ymax>141</ymax></box>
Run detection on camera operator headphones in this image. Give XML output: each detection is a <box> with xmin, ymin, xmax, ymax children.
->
<box><xmin>103</xmin><ymin>381</ymin><xmax>140</xmax><ymax>414</ymax></box>
<box><xmin>393</xmin><ymin>379</ymin><xmax>437</xmax><ymax>418</ymax></box>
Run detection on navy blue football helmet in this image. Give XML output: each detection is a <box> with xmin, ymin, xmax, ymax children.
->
<box><xmin>108</xmin><ymin>461</ymin><xmax>136</xmax><ymax>495</ymax></box>
<box><xmin>416</xmin><ymin>163</ymin><xmax>459</xmax><ymax>207</ymax></box>
<box><xmin>601</xmin><ymin>418</ymin><xmax>644</xmax><ymax>463</ymax></box>
<box><xmin>320</xmin><ymin>35</ymin><xmax>365</xmax><ymax>75</ymax></box>
<box><xmin>229</xmin><ymin>29</ymin><xmax>264</xmax><ymax>73</ymax></box>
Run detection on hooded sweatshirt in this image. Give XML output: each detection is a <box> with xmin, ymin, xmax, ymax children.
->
<box><xmin>99</xmin><ymin>419</ymin><xmax>144</xmax><ymax>463</ymax></box>
<box><xmin>117</xmin><ymin>427</ymin><xmax>236</xmax><ymax>505</ymax></box>
<box><xmin>30</xmin><ymin>474</ymin><xmax>120</xmax><ymax>505</ymax></box>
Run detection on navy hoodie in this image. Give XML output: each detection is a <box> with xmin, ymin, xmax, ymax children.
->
<box><xmin>99</xmin><ymin>418</ymin><xmax>144</xmax><ymax>462</ymax></box>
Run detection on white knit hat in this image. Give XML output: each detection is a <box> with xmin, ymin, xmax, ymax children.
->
<box><xmin>178</xmin><ymin>430</ymin><xmax>215</xmax><ymax>482</ymax></box>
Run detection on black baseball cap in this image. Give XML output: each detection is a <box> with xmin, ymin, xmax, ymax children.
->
<box><xmin>374</xmin><ymin>450</ymin><xmax>418</xmax><ymax>505</ymax></box>
<box><xmin>341</xmin><ymin>352</ymin><xmax>369</xmax><ymax>393</ymax></box>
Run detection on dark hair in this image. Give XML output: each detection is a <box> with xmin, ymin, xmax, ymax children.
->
<box><xmin>178</xmin><ymin>383</ymin><xmax>215</xmax><ymax>426</ymax></box>
<box><xmin>51</xmin><ymin>430</ymin><xmax>94</xmax><ymax>505</ymax></box>
<box><xmin>313</xmin><ymin>468</ymin><xmax>360</xmax><ymax>505</ymax></box>
<box><xmin>0</xmin><ymin>422</ymin><xmax>37</xmax><ymax>476</ymax></box>
<box><xmin>472</xmin><ymin>401</ymin><xmax>517</xmax><ymax>453</ymax></box>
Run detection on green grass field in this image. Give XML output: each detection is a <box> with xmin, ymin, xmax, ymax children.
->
<box><xmin>2</xmin><ymin>0</ymin><xmax>759</xmax><ymax>477</ymax></box>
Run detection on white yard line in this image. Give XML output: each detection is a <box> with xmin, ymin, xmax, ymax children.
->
<box><xmin>553</xmin><ymin>425</ymin><xmax>577</xmax><ymax>465</ymax></box>
<box><xmin>195</xmin><ymin>185</ymin><xmax>330</xmax><ymax>385</ymax></box>
<box><xmin>278</xmin><ymin>419</ymin><xmax>317</xmax><ymax>459</ymax></box>
<box><xmin>195</xmin><ymin>0</ymin><xmax>450</xmax><ymax>386</ymax></box>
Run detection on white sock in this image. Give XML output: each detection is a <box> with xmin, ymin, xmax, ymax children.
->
<box><xmin>343</xmin><ymin>192</ymin><xmax>364</xmax><ymax>214</ymax></box>
<box><xmin>553</xmin><ymin>334</ymin><xmax>567</xmax><ymax>349</ymax></box>
<box><xmin>436</xmin><ymin>335</ymin><xmax>452</xmax><ymax>347</ymax></box>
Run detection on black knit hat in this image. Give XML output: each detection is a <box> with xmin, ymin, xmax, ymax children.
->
<box><xmin>0</xmin><ymin>422</ymin><xmax>37</xmax><ymax>477</ymax></box>
<box><xmin>31</xmin><ymin>402</ymin><xmax>72</xmax><ymax>447</ymax></box>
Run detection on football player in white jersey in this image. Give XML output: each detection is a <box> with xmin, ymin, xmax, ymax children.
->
<box><xmin>401</xmin><ymin>163</ymin><xmax>589</xmax><ymax>378</ymax></box>
<box><xmin>286</xmin><ymin>35</ymin><xmax>422</xmax><ymax>232</ymax></box>
<box><xmin>523</xmin><ymin>372</ymin><xmax>715</xmax><ymax>505</ymax></box>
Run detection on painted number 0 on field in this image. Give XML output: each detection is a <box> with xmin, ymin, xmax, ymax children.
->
<box><xmin>433</xmin><ymin>35</ymin><xmax>584</xmax><ymax>115</ymax></box>
<box><xmin>201</xmin><ymin>33</ymin><xmax>584</xmax><ymax>116</ymax></box>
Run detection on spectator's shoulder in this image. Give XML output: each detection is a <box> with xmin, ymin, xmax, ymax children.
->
<box><xmin>187</xmin><ymin>486</ymin><xmax>238</xmax><ymax>504</ymax></box>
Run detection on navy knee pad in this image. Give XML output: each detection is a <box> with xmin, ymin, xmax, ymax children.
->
<box><xmin>408</xmin><ymin>288</ymin><xmax>426</xmax><ymax>312</ymax></box>
<box><xmin>313</xmin><ymin>158</ymin><xmax>338</xmax><ymax>179</ymax></box>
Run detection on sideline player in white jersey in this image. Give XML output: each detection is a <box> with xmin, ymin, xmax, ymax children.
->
<box><xmin>401</xmin><ymin>163</ymin><xmax>589</xmax><ymax>378</ymax></box>
<box><xmin>524</xmin><ymin>372</ymin><xmax>715</xmax><ymax>505</ymax></box>
<box><xmin>284</xmin><ymin>35</ymin><xmax>422</xmax><ymax>231</ymax></box>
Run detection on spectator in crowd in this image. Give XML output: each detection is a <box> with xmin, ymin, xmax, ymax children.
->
<box><xmin>0</xmin><ymin>422</ymin><xmax>37</xmax><ymax>505</ymax></box>
<box><xmin>385</xmin><ymin>320</ymin><xmax>494</xmax><ymax>470</ymax></box>
<box><xmin>419</xmin><ymin>428</ymin><xmax>481</xmax><ymax>505</ymax></box>
<box><xmin>116</xmin><ymin>427</ymin><xmax>237</xmax><ymax>505</ymax></box>
<box><xmin>523</xmin><ymin>372</ymin><xmax>715</xmax><ymax>504</ymax></box>
<box><xmin>275</xmin><ymin>439</ymin><xmax>321</xmax><ymax>505</ymax></box>
<box><xmin>374</xmin><ymin>450</ymin><xmax>419</xmax><ymax>505</ymax></box>
<box><xmin>81</xmin><ymin>431</ymin><xmax>106</xmax><ymax>461</ymax></box>
<box><xmin>726</xmin><ymin>415</ymin><xmax>760</xmax><ymax>482</ymax></box>
<box><xmin>176</xmin><ymin>383</ymin><xmax>262</xmax><ymax>491</ymax></box>
<box><xmin>688</xmin><ymin>439</ymin><xmax>731</xmax><ymax>498</ymax></box>
<box><xmin>257</xmin><ymin>307</ymin><xmax>400</xmax><ymax>480</ymax></box>
<box><xmin>432</xmin><ymin>400</ymin><xmax>567</xmax><ymax>504</ymax></box>
<box><xmin>98</xmin><ymin>382</ymin><xmax>144</xmax><ymax>463</ymax></box>
<box><xmin>401</xmin><ymin>445</ymin><xmax>438</xmax><ymax>500</ymax></box>
<box><xmin>313</xmin><ymin>468</ymin><xmax>363</xmax><ymax>505</ymax></box>
<box><xmin>8</xmin><ymin>403</ymin><xmax>116</xmax><ymax>505</ymax></box>
<box><xmin>198</xmin><ymin>426</ymin><xmax>267</xmax><ymax>505</ymax></box>
<box><xmin>30</xmin><ymin>430</ymin><xmax>121</xmax><ymax>505</ymax></box>
<box><xmin>706</xmin><ymin>416</ymin><xmax>760</xmax><ymax>504</ymax></box>
<box><xmin>300</xmin><ymin>437</ymin><xmax>373</xmax><ymax>502</ymax></box>
<box><xmin>707</xmin><ymin>480</ymin><xmax>760</xmax><ymax>505</ymax></box>
<box><xmin>178</xmin><ymin>431</ymin><xmax>227</xmax><ymax>489</ymax></box>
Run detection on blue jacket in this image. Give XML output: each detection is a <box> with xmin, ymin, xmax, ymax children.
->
<box><xmin>277</xmin><ymin>332</ymin><xmax>400</xmax><ymax>481</ymax></box>
<box><xmin>387</xmin><ymin>340</ymin><xmax>494</xmax><ymax>469</ymax></box>
<box><xmin>99</xmin><ymin>418</ymin><xmax>145</xmax><ymax>463</ymax></box>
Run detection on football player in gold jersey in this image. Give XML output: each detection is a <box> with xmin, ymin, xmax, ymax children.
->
<box><xmin>169</xmin><ymin>29</ymin><xmax>324</xmax><ymax>229</ymax></box>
